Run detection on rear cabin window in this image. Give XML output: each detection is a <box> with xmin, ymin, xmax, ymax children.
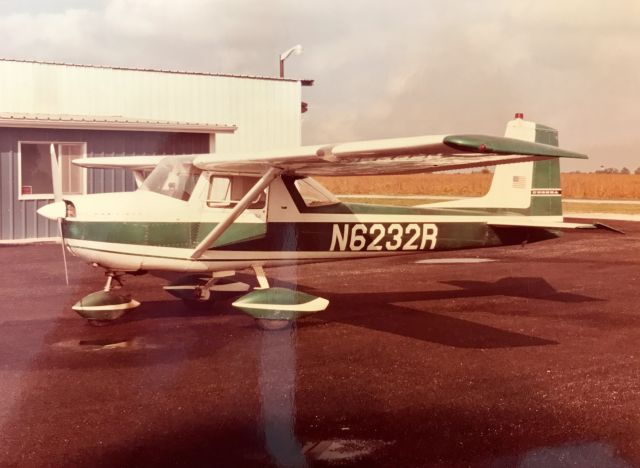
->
<box><xmin>293</xmin><ymin>178</ymin><xmax>339</xmax><ymax>207</ymax></box>
<box><xmin>207</xmin><ymin>175</ymin><xmax>266</xmax><ymax>209</ymax></box>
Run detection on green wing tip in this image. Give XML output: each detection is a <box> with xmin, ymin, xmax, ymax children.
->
<box><xmin>444</xmin><ymin>134</ymin><xmax>588</xmax><ymax>159</ymax></box>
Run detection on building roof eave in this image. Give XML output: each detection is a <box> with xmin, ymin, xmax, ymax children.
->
<box><xmin>0</xmin><ymin>113</ymin><xmax>237</xmax><ymax>134</ymax></box>
<box><xmin>0</xmin><ymin>58</ymin><xmax>312</xmax><ymax>85</ymax></box>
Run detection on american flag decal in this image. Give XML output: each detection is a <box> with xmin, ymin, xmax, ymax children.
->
<box><xmin>512</xmin><ymin>176</ymin><xmax>527</xmax><ymax>189</ymax></box>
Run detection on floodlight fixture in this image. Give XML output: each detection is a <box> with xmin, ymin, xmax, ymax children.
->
<box><xmin>279</xmin><ymin>44</ymin><xmax>303</xmax><ymax>78</ymax></box>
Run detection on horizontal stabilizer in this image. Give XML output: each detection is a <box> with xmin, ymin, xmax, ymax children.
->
<box><xmin>488</xmin><ymin>220</ymin><xmax>624</xmax><ymax>232</ymax></box>
<box><xmin>592</xmin><ymin>222</ymin><xmax>625</xmax><ymax>234</ymax></box>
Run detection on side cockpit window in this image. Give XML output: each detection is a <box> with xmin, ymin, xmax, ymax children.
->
<box><xmin>207</xmin><ymin>175</ymin><xmax>266</xmax><ymax>209</ymax></box>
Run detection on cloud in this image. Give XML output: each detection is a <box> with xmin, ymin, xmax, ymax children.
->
<box><xmin>0</xmin><ymin>0</ymin><xmax>639</xmax><ymax>170</ymax></box>
<box><xmin>0</xmin><ymin>9</ymin><xmax>100</xmax><ymax>60</ymax></box>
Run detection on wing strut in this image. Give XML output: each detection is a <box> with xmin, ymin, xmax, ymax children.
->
<box><xmin>132</xmin><ymin>171</ymin><xmax>146</xmax><ymax>188</ymax></box>
<box><xmin>189</xmin><ymin>167</ymin><xmax>282</xmax><ymax>260</ymax></box>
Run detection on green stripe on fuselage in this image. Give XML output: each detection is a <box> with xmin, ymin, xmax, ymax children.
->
<box><xmin>63</xmin><ymin>218</ymin><xmax>559</xmax><ymax>253</ymax></box>
<box><xmin>308</xmin><ymin>202</ymin><xmax>531</xmax><ymax>217</ymax></box>
<box><xmin>64</xmin><ymin>220</ymin><xmax>266</xmax><ymax>249</ymax></box>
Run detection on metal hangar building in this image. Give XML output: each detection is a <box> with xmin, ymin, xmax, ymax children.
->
<box><xmin>0</xmin><ymin>58</ymin><xmax>310</xmax><ymax>242</ymax></box>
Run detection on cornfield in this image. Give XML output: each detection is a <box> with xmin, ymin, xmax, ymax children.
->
<box><xmin>316</xmin><ymin>174</ymin><xmax>640</xmax><ymax>200</ymax></box>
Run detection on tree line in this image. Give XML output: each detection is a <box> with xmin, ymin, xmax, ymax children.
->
<box><xmin>594</xmin><ymin>167</ymin><xmax>640</xmax><ymax>174</ymax></box>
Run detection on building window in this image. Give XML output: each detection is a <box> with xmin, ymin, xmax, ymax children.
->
<box><xmin>19</xmin><ymin>142</ymin><xmax>86</xmax><ymax>199</ymax></box>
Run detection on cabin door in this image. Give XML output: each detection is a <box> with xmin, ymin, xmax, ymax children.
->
<box><xmin>200</xmin><ymin>175</ymin><xmax>268</xmax><ymax>247</ymax></box>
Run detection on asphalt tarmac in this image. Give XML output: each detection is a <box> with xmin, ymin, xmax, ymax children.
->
<box><xmin>1</xmin><ymin>220</ymin><xmax>639</xmax><ymax>467</ymax></box>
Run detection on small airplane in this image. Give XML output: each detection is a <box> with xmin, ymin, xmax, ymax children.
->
<box><xmin>38</xmin><ymin>115</ymin><xmax>618</xmax><ymax>329</ymax></box>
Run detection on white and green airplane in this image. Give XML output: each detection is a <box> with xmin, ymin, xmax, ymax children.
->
<box><xmin>38</xmin><ymin>115</ymin><xmax>616</xmax><ymax>329</ymax></box>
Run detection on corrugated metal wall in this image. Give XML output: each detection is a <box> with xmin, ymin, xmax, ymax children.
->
<box><xmin>0</xmin><ymin>60</ymin><xmax>303</xmax><ymax>241</ymax></box>
<box><xmin>0</xmin><ymin>60</ymin><xmax>302</xmax><ymax>152</ymax></box>
<box><xmin>0</xmin><ymin>128</ymin><xmax>208</xmax><ymax>240</ymax></box>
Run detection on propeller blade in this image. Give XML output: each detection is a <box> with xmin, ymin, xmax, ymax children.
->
<box><xmin>49</xmin><ymin>145</ymin><xmax>69</xmax><ymax>285</ymax></box>
<box><xmin>50</xmin><ymin>144</ymin><xmax>62</xmax><ymax>202</ymax></box>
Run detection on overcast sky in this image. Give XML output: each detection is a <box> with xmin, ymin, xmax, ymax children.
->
<box><xmin>1</xmin><ymin>0</ymin><xmax>639</xmax><ymax>171</ymax></box>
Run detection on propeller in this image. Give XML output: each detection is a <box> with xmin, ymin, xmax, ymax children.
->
<box><xmin>50</xmin><ymin>144</ymin><xmax>69</xmax><ymax>286</ymax></box>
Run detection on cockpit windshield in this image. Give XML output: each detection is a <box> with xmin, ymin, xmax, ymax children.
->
<box><xmin>139</xmin><ymin>156</ymin><xmax>202</xmax><ymax>201</ymax></box>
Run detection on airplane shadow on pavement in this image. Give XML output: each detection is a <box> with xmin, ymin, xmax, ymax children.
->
<box><xmin>91</xmin><ymin>275</ymin><xmax>603</xmax><ymax>351</ymax></box>
<box><xmin>296</xmin><ymin>275</ymin><xmax>602</xmax><ymax>349</ymax></box>
<box><xmin>0</xmin><ymin>275</ymin><xmax>603</xmax><ymax>372</ymax></box>
<box><xmin>311</xmin><ymin>301</ymin><xmax>557</xmax><ymax>349</ymax></box>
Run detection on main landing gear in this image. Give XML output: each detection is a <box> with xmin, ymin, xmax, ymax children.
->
<box><xmin>72</xmin><ymin>272</ymin><xmax>140</xmax><ymax>326</ymax></box>
<box><xmin>166</xmin><ymin>266</ymin><xmax>330</xmax><ymax>330</ymax></box>
<box><xmin>71</xmin><ymin>266</ymin><xmax>330</xmax><ymax>330</ymax></box>
<box><xmin>163</xmin><ymin>270</ymin><xmax>251</xmax><ymax>308</ymax></box>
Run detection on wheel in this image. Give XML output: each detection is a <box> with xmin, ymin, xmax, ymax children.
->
<box><xmin>181</xmin><ymin>285</ymin><xmax>215</xmax><ymax>309</ymax></box>
<box><xmin>86</xmin><ymin>319</ymin><xmax>115</xmax><ymax>327</ymax></box>
<box><xmin>256</xmin><ymin>318</ymin><xmax>293</xmax><ymax>331</ymax></box>
<box><xmin>182</xmin><ymin>297</ymin><xmax>215</xmax><ymax>309</ymax></box>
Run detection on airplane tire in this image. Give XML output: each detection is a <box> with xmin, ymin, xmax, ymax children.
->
<box><xmin>182</xmin><ymin>297</ymin><xmax>215</xmax><ymax>309</ymax></box>
<box><xmin>180</xmin><ymin>283</ymin><xmax>216</xmax><ymax>309</ymax></box>
<box><xmin>86</xmin><ymin>319</ymin><xmax>115</xmax><ymax>327</ymax></box>
<box><xmin>256</xmin><ymin>318</ymin><xmax>293</xmax><ymax>331</ymax></box>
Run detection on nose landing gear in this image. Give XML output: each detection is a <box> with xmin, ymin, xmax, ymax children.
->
<box><xmin>72</xmin><ymin>272</ymin><xmax>140</xmax><ymax>326</ymax></box>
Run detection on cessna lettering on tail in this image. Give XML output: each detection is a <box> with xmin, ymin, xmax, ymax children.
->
<box><xmin>330</xmin><ymin>223</ymin><xmax>438</xmax><ymax>252</ymax></box>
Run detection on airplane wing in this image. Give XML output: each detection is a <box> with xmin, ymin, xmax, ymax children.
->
<box><xmin>71</xmin><ymin>134</ymin><xmax>586</xmax><ymax>177</ymax></box>
<box><xmin>72</xmin><ymin>155</ymin><xmax>166</xmax><ymax>187</ymax></box>
<box><xmin>72</xmin><ymin>155</ymin><xmax>165</xmax><ymax>170</ymax></box>
<box><xmin>193</xmin><ymin>134</ymin><xmax>588</xmax><ymax>176</ymax></box>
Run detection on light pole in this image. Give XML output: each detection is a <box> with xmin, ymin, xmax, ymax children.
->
<box><xmin>279</xmin><ymin>44</ymin><xmax>302</xmax><ymax>78</ymax></box>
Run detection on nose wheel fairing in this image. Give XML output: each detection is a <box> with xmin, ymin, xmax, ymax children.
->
<box><xmin>72</xmin><ymin>290</ymin><xmax>140</xmax><ymax>321</ymax></box>
<box><xmin>72</xmin><ymin>273</ymin><xmax>140</xmax><ymax>323</ymax></box>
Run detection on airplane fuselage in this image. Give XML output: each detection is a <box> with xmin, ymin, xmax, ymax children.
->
<box><xmin>57</xmin><ymin>175</ymin><xmax>559</xmax><ymax>274</ymax></box>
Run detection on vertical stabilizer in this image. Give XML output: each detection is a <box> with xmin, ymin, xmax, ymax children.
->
<box><xmin>503</xmin><ymin>117</ymin><xmax>562</xmax><ymax>217</ymax></box>
<box><xmin>425</xmin><ymin>115</ymin><xmax>563</xmax><ymax>219</ymax></box>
